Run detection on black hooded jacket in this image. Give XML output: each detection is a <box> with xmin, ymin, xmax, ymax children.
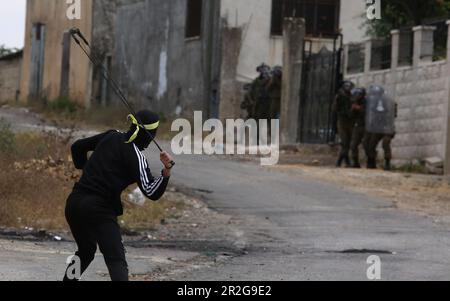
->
<box><xmin>71</xmin><ymin>130</ymin><xmax>170</xmax><ymax>216</ymax></box>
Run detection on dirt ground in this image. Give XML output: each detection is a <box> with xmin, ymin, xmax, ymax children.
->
<box><xmin>272</xmin><ymin>164</ymin><xmax>450</xmax><ymax>225</ymax></box>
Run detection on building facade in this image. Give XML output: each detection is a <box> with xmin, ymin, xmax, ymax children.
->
<box><xmin>19</xmin><ymin>0</ymin><xmax>367</xmax><ymax>117</ymax></box>
<box><xmin>0</xmin><ymin>51</ymin><xmax>23</xmax><ymax>103</ymax></box>
<box><xmin>20</xmin><ymin>0</ymin><xmax>93</xmax><ymax>106</ymax></box>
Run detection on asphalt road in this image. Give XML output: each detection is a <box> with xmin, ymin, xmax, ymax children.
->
<box><xmin>153</xmin><ymin>149</ymin><xmax>450</xmax><ymax>281</ymax></box>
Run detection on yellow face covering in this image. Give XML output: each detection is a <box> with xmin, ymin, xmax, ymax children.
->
<box><xmin>125</xmin><ymin>114</ymin><xmax>160</xmax><ymax>144</ymax></box>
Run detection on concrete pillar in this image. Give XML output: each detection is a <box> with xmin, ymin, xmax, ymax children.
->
<box><xmin>391</xmin><ymin>30</ymin><xmax>400</xmax><ymax>70</ymax></box>
<box><xmin>444</xmin><ymin>20</ymin><xmax>450</xmax><ymax>174</ymax></box>
<box><xmin>413</xmin><ymin>25</ymin><xmax>436</xmax><ymax>67</ymax></box>
<box><xmin>59</xmin><ymin>31</ymin><xmax>71</xmax><ymax>99</ymax></box>
<box><xmin>218</xmin><ymin>27</ymin><xmax>243</xmax><ymax>121</ymax></box>
<box><xmin>343</xmin><ymin>44</ymin><xmax>349</xmax><ymax>76</ymax></box>
<box><xmin>364</xmin><ymin>39</ymin><xmax>372</xmax><ymax>73</ymax></box>
<box><xmin>280</xmin><ymin>18</ymin><xmax>305</xmax><ymax>145</ymax></box>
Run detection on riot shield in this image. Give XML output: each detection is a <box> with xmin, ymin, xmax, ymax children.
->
<box><xmin>365</xmin><ymin>85</ymin><xmax>396</xmax><ymax>135</ymax></box>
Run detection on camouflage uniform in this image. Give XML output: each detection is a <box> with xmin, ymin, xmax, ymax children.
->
<box><xmin>254</xmin><ymin>78</ymin><xmax>271</xmax><ymax>121</ymax></box>
<box><xmin>349</xmin><ymin>88</ymin><xmax>366</xmax><ymax>168</ymax></box>
<box><xmin>333</xmin><ymin>82</ymin><xmax>355</xmax><ymax>167</ymax></box>
<box><xmin>267</xmin><ymin>68</ymin><xmax>282</xmax><ymax>120</ymax></box>
<box><xmin>364</xmin><ymin>103</ymin><xmax>397</xmax><ymax>170</ymax></box>
<box><xmin>364</xmin><ymin>133</ymin><xmax>394</xmax><ymax>170</ymax></box>
<box><xmin>242</xmin><ymin>64</ymin><xmax>272</xmax><ymax>120</ymax></box>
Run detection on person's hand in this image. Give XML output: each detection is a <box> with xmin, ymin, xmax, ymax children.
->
<box><xmin>160</xmin><ymin>152</ymin><xmax>174</xmax><ymax>174</ymax></box>
<box><xmin>352</xmin><ymin>104</ymin><xmax>362</xmax><ymax>111</ymax></box>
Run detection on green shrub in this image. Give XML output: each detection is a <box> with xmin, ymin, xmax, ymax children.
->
<box><xmin>47</xmin><ymin>97</ymin><xmax>78</xmax><ymax>114</ymax></box>
<box><xmin>395</xmin><ymin>162</ymin><xmax>427</xmax><ymax>174</ymax></box>
<box><xmin>0</xmin><ymin>119</ymin><xmax>16</xmax><ymax>156</ymax></box>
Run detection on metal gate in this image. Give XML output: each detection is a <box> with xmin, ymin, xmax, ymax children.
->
<box><xmin>298</xmin><ymin>36</ymin><xmax>343</xmax><ymax>144</ymax></box>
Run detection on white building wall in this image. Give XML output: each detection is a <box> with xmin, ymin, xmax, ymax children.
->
<box><xmin>339</xmin><ymin>0</ymin><xmax>367</xmax><ymax>44</ymax></box>
<box><xmin>220</xmin><ymin>0</ymin><xmax>283</xmax><ymax>82</ymax></box>
<box><xmin>220</xmin><ymin>0</ymin><xmax>368</xmax><ymax>83</ymax></box>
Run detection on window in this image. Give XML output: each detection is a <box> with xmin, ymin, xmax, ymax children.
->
<box><xmin>271</xmin><ymin>0</ymin><xmax>340</xmax><ymax>37</ymax></box>
<box><xmin>186</xmin><ymin>0</ymin><xmax>203</xmax><ymax>38</ymax></box>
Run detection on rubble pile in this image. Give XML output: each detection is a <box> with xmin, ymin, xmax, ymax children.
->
<box><xmin>13</xmin><ymin>155</ymin><xmax>80</xmax><ymax>182</ymax></box>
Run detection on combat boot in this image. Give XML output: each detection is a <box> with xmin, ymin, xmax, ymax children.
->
<box><xmin>384</xmin><ymin>159</ymin><xmax>392</xmax><ymax>171</ymax></box>
<box><xmin>344</xmin><ymin>156</ymin><xmax>351</xmax><ymax>168</ymax></box>
<box><xmin>367</xmin><ymin>158</ymin><xmax>377</xmax><ymax>169</ymax></box>
<box><xmin>336</xmin><ymin>155</ymin><xmax>344</xmax><ymax>168</ymax></box>
<box><xmin>352</xmin><ymin>159</ymin><xmax>361</xmax><ymax>169</ymax></box>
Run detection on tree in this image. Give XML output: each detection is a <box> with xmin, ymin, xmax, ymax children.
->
<box><xmin>0</xmin><ymin>45</ymin><xmax>20</xmax><ymax>57</ymax></box>
<box><xmin>366</xmin><ymin>0</ymin><xmax>450</xmax><ymax>38</ymax></box>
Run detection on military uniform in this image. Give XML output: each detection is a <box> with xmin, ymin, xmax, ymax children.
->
<box><xmin>349</xmin><ymin>89</ymin><xmax>366</xmax><ymax>168</ymax></box>
<box><xmin>364</xmin><ymin>85</ymin><xmax>397</xmax><ymax>170</ymax></box>
<box><xmin>364</xmin><ymin>134</ymin><xmax>394</xmax><ymax>170</ymax></box>
<box><xmin>254</xmin><ymin>78</ymin><xmax>271</xmax><ymax>121</ymax></box>
<box><xmin>333</xmin><ymin>85</ymin><xmax>354</xmax><ymax>167</ymax></box>
<box><xmin>268</xmin><ymin>74</ymin><xmax>282</xmax><ymax>119</ymax></box>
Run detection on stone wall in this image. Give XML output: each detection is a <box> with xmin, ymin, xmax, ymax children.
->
<box><xmin>0</xmin><ymin>53</ymin><xmax>22</xmax><ymax>103</ymax></box>
<box><xmin>113</xmin><ymin>0</ymin><xmax>221</xmax><ymax>118</ymax></box>
<box><xmin>344</xmin><ymin>23</ymin><xmax>450</xmax><ymax>173</ymax></box>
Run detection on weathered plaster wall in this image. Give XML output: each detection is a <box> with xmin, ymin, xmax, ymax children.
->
<box><xmin>0</xmin><ymin>54</ymin><xmax>22</xmax><ymax>103</ymax></box>
<box><xmin>113</xmin><ymin>0</ymin><xmax>221</xmax><ymax>117</ymax></box>
<box><xmin>20</xmin><ymin>0</ymin><xmax>93</xmax><ymax>106</ymax></box>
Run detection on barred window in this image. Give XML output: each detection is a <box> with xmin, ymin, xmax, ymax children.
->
<box><xmin>271</xmin><ymin>0</ymin><xmax>340</xmax><ymax>37</ymax></box>
<box><xmin>186</xmin><ymin>0</ymin><xmax>203</xmax><ymax>38</ymax></box>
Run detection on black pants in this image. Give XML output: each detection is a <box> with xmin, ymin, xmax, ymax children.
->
<box><xmin>63</xmin><ymin>191</ymin><xmax>129</xmax><ymax>281</ymax></box>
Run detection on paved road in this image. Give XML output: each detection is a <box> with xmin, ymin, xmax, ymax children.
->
<box><xmin>148</xmin><ymin>148</ymin><xmax>450</xmax><ymax>281</ymax></box>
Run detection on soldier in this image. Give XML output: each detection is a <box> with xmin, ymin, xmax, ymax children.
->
<box><xmin>333</xmin><ymin>81</ymin><xmax>355</xmax><ymax>168</ymax></box>
<box><xmin>349</xmin><ymin>88</ymin><xmax>367</xmax><ymax>168</ymax></box>
<box><xmin>241</xmin><ymin>63</ymin><xmax>271</xmax><ymax>120</ymax></box>
<box><xmin>268</xmin><ymin>66</ymin><xmax>283</xmax><ymax>120</ymax></box>
<box><xmin>253</xmin><ymin>63</ymin><xmax>272</xmax><ymax>121</ymax></box>
<box><xmin>364</xmin><ymin>85</ymin><xmax>397</xmax><ymax>170</ymax></box>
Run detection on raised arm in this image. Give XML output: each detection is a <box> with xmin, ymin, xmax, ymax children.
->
<box><xmin>71</xmin><ymin>131</ymin><xmax>113</xmax><ymax>170</ymax></box>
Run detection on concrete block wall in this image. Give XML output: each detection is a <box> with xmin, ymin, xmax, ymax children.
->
<box><xmin>0</xmin><ymin>55</ymin><xmax>22</xmax><ymax>103</ymax></box>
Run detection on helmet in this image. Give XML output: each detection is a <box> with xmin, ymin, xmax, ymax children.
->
<box><xmin>341</xmin><ymin>81</ymin><xmax>355</xmax><ymax>93</ymax></box>
<box><xmin>271</xmin><ymin>66</ymin><xmax>283</xmax><ymax>78</ymax></box>
<box><xmin>351</xmin><ymin>88</ymin><xmax>366</xmax><ymax>99</ymax></box>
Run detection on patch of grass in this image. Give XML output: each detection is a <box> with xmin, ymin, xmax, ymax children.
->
<box><xmin>395</xmin><ymin>162</ymin><xmax>428</xmax><ymax>174</ymax></box>
<box><xmin>47</xmin><ymin>97</ymin><xmax>79</xmax><ymax>114</ymax></box>
<box><xmin>29</xmin><ymin>99</ymin><xmax>175</xmax><ymax>138</ymax></box>
<box><xmin>0</xmin><ymin>119</ymin><xmax>16</xmax><ymax>156</ymax></box>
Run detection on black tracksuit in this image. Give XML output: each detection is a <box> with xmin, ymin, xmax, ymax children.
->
<box><xmin>64</xmin><ymin>130</ymin><xmax>170</xmax><ymax>281</ymax></box>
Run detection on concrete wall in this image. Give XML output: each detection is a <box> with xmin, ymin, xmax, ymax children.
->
<box><xmin>0</xmin><ymin>54</ymin><xmax>22</xmax><ymax>103</ymax></box>
<box><xmin>113</xmin><ymin>0</ymin><xmax>221</xmax><ymax>117</ymax></box>
<box><xmin>20</xmin><ymin>0</ymin><xmax>93</xmax><ymax>106</ymax></box>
